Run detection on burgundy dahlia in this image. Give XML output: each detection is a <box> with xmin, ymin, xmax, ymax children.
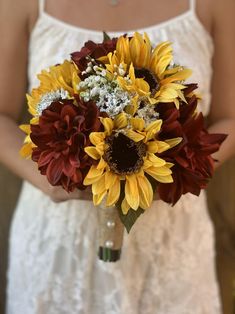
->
<box><xmin>30</xmin><ymin>97</ymin><xmax>101</xmax><ymax>192</ymax></box>
<box><xmin>157</xmin><ymin>84</ymin><xmax>227</xmax><ymax>204</ymax></box>
<box><xmin>71</xmin><ymin>37</ymin><xmax>118</xmax><ymax>72</ymax></box>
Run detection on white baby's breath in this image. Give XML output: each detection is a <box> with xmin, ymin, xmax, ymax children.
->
<box><xmin>78</xmin><ymin>73</ymin><xmax>131</xmax><ymax>117</ymax></box>
<box><xmin>36</xmin><ymin>89</ymin><xmax>69</xmax><ymax>116</ymax></box>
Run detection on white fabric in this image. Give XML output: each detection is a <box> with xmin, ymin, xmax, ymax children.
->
<box><xmin>189</xmin><ymin>0</ymin><xmax>196</xmax><ymax>11</ymax></box>
<box><xmin>7</xmin><ymin>1</ymin><xmax>221</xmax><ymax>313</ymax></box>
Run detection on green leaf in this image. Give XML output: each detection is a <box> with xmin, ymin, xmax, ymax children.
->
<box><xmin>117</xmin><ymin>206</ymin><xmax>144</xmax><ymax>233</ymax></box>
<box><xmin>103</xmin><ymin>31</ymin><xmax>111</xmax><ymax>42</ymax></box>
<box><xmin>115</xmin><ymin>181</ymin><xmax>145</xmax><ymax>233</ymax></box>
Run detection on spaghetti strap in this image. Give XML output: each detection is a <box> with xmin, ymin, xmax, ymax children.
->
<box><xmin>38</xmin><ymin>0</ymin><xmax>46</xmax><ymax>15</ymax></box>
<box><xmin>189</xmin><ymin>0</ymin><xmax>196</xmax><ymax>11</ymax></box>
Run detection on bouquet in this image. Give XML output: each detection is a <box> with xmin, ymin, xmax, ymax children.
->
<box><xmin>20</xmin><ymin>32</ymin><xmax>226</xmax><ymax>262</ymax></box>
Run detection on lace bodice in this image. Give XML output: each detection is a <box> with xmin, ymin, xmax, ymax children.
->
<box><xmin>7</xmin><ymin>1</ymin><xmax>221</xmax><ymax>313</ymax></box>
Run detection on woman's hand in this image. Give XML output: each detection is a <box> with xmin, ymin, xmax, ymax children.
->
<box><xmin>45</xmin><ymin>184</ymin><xmax>93</xmax><ymax>203</ymax></box>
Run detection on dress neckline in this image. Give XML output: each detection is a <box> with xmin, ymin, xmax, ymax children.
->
<box><xmin>41</xmin><ymin>10</ymin><xmax>191</xmax><ymax>35</ymax></box>
<box><xmin>36</xmin><ymin>9</ymin><xmax>213</xmax><ymax>44</ymax></box>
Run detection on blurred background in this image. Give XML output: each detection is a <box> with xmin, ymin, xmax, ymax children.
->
<box><xmin>0</xmin><ymin>156</ymin><xmax>235</xmax><ymax>314</ymax></box>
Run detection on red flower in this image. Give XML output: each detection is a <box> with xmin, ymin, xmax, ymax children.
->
<box><xmin>30</xmin><ymin>97</ymin><xmax>102</xmax><ymax>192</ymax></box>
<box><xmin>156</xmin><ymin>85</ymin><xmax>227</xmax><ymax>204</ymax></box>
<box><xmin>71</xmin><ymin>38</ymin><xmax>118</xmax><ymax>72</ymax></box>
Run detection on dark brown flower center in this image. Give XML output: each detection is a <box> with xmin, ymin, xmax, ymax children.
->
<box><xmin>103</xmin><ymin>132</ymin><xmax>146</xmax><ymax>175</ymax></box>
<box><xmin>134</xmin><ymin>68</ymin><xmax>159</xmax><ymax>95</ymax></box>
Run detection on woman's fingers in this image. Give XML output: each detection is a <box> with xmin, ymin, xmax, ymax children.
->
<box><xmin>67</xmin><ymin>186</ymin><xmax>92</xmax><ymax>201</ymax></box>
<box><xmin>46</xmin><ymin>184</ymin><xmax>92</xmax><ymax>202</ymax></box>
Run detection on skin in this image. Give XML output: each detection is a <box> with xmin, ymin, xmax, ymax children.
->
<box><xmin>0</xmin><ymin>0</ymin><xmax>234</xmax><ymax>203</ymax></box>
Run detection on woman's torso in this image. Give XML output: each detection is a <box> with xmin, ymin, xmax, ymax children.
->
<box><xmin>6</xmin><ymin>1</ymin><xmax>222</xmax><ymax>313</ymax></box>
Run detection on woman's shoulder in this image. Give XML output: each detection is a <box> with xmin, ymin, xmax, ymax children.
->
<box><xmin>0</xmin><ymin>0</ymin><xmax>38</xmax><ymax>34</ymax></box>
<box><xmin>28</xmin><ymin>0</ymin><xmax>40</xmax><ymax>34</ymax></box>
<box><xmin>211</xmin><ymin>0</ymin><xmax>235</xmax><ymax>26</ymax></box>
<box><xmin>196</xmin><ymin>0</ymin><xmax>213</xmax><ymax>35</ymax></box>
<box><xmin>196</xmin><ymin>0</ymin><xmax>235</xmax><ymax>39</ymax></box>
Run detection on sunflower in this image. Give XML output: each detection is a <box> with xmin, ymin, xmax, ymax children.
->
<box><xmin>27</xmin><ymin>60</ymin><xmax>80</xmax><ymax>117</ymax></box>
<box><xmin>99</xmin><ymin>32</ymin><xmax>192</xmax><ymax>108</ymax></box>
<box><xmin>20</xmin><ymin>60</ymin><xmax>80</xmax><ymax>158</ymax></box>
<box><xmin>83</xmin><ymin>114</ymin><xmax>182</xmax><ymax>214</ymax></box>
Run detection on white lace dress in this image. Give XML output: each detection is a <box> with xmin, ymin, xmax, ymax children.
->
<box><xmin>6</xmin><ymin>0</ymin><xmax>222</xmax><ymax>313</ymax></box>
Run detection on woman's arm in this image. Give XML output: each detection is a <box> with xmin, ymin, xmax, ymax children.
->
<box><xmin>0</xmin><ymin>0</ymin><xmax>91</xmax><ymax>202</ymax></box>
<box><xmin>208</xmin><ymin>0</ymin><xmax>235</xmax><ymax>168</ymax></box>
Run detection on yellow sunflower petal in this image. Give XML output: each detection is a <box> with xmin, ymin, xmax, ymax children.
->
<box><xmin>95</xmin><ymin>143</ymin><xmax>105</xmax><ymax>156</ymax></box>
<box><xmin>177</xmin><ymin>89</ymin><xmax>187</xmax><ymax>103</ymax></box>
<box><xmin>166</xmin><ymin>83</ymin><xmax>187</xmax><ymax>90</ymax></box>
<box><xmin>152</xmin><ymin>166</ymin><xmax>172</xmax><ymax>176</ymax></box>
<box><xmin>105</xmin><ymin>171</ymin><xmax>119</xmax><ymax>189</ymax></box>
<box><xmin>93</xmin><ymin>190</ymin><xmax>107</xmax><ymax>206</ymax></box>
<box><xmin>92</xmin><ymin>174</ymin><xmax>106</xmax><ymax>195</ymax></box>
<box><xmin>161</xmin><ymin>68</ymin><xmax>192</xmax><ymax>85</ymax></box>
<box><xmin>125</xmin><ymin>95</ymin><xmax>138</xmax><ymax>116</ymax></box>
<box><xmin>97</xmin><ymin>157</ymin><xmax>107</xmax><ymax>170</ymax></box>
<box><xmin>155</xmin><ymin>54</ymin><xmax>173</xmax><ymax>78</ymax></box>
<box><xmin>116</xmin><ymin>36</ymin><xmax>131</xmax><ymax>64</ymax></box>
<box><xmin>150</xmin><ymin>42</ymin><xmax>173</xmax><ymax>76</ymax></box>
<box><xmin>130</xmin><ymin>32</ymin><xmax>152</xmax><ymax>68</ymax></box>
<box><xmin>155</xmin><ymin>83</ymin><xmax>187</xmax><ymax>103</ymax></box>
<box><xmin>84</xmin><ymin>146</ymin><xmax>101</xmax><ymax>160</ymax></box>
<box><xmin>126</xmin><ymin>130</ymin><xmax>145</xmax><ymax>142</ymax></box>
<box><xmin>151</xmin><ymin>174</ymin><xmax>173</xmax><ymax>183</ymax></box>
<box><xmin>135</xmin><ymin>78</ymin><xmax>150</xmax><ymax>94</ymax></box>
<box><xmin>121</xmin><ymin>197</ymin><xmax>131</xmax><ymax>215</ymax></box>
<box><xmin>20</xmin><ymin>143</ymin><xmax>33</xmax><ymax>159</ymax></box>
<box><xmin>114</xmin><ymin>112</ymin><xmax>128</xmax><ymax>129</ymax></box>
<box><xmin>166</xmin><ymin>162</ymin><xmax>174</xmax><ymax>168</ymax></box>
<box><xmin>163</xmin><ymin>66</ymin><xmax>182</xmax><ymax>76</ymax></box>
<box><xmin>152</xmin><ymin>41</ymin><xmax>172</xmax><ymax>60</ymax></box>
<box><xmin>19</xmin><ymin>124</ymin><xmax>31</xmax><ymax>134</ymax></box>
<box><xmin>83</xmin><ymin>166</ymin><xmax>104</xmax><ymax>185</ymax></box>
<box><xmin>130</xmin><ymin>34</ymin><xmax>142</xmax><ymax>67</ymax></box>
<box><xmin>158</xmin><ymin>87</ymin><xmax>179</xmax><ymax>100</ymax></box>
<box><xmin>137</xmin><ymin>175</ymin><xmax>153</xmax><ymax>210</ymax></box>
<box><xmin>145</xmin><ymin>130</ymin><xmax>156</xmax><ymax>143</ymax></box>
<box><xmin>125</xmin><ymin>174</ymin><xmax>139</xmax><ymax>210</ymax></box>
<box><xmin>100</xmin><ymin>117</ymin><xmax>114</xmax><ymax>135</ymax></box>
<box><xmin>142</xmin><ymin>158</ymin><xmax>153</xmax><ymax>170</ymax></box>
<box><xmin>146</xmin><ymin>141</ymin><xmax>159</xmax><ymax>153</ymax></box>
<box><xmin>143</xmin><ymin>32</ymin><xmax>151</xmax><ymax>49</ymax></box>
<box><xmin>145</xmin><ymin>119</ymin><xmax>162</xmax><ymax>133</ymax></box>
<box><xmin>164</xmin><ymin>137</ymin><xmax>182</xmax><ymax>149</ymax></box>
<box><xmin>173</xmin><ymin>98</ymin><xmax>180</xmax><ymax>109</ymax></box>
<box><xmin>130</xmin><ymin>117</ymin><xmax>145</xmax><ymax>131</ymax></box>
<box><xmin>144</xmin><ymin>120</ymin><xmax>163</xmax><ymax>142</ymax></box>
<box><xmin>148</xmin><ymin>154</ymin><xmax>166</xmax><ymax>167</ymax></box>
<box><xmin>128</xmin><ymin>63</ymin><xmax>136</xmax><ymax>82</ymax></box>
<box><xmin>89</xmin><ymin>132</ymin><xmax>106</xmax><ymax>146</ymax></box>
<box><xmin>30</xmin><ymin>117</ymin><xmax>39</xmax><ymax>124</ymax></box>
<box><xmin>139</xmin><ymin>34</ymin><xmax>151</xmax><ymax>68</ymax></box>
<box><xmin>145</xmin><ymin>166</ymin><xmax>173</xmax><ymax>183</ymax></box>
<box><xmin>26</xmin><ymin>94</ymin><xmax>38</xmax><ymax>116</ymax></box>
<box><xmin>156</xmin><ymin>141</ymin><xmax>171</xmax><ymax>153</ymax></box>
<box><xmin>23</xmin><ymin>135</ymin><xmax>31</xmax><ymax>144</ymax></box>
<box><xmin>106</xmin><ymin>176</ymin><xmax>121</xmax><ymax>206</ymax></box>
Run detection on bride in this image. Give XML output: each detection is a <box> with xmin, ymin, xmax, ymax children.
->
<box><xmin>1</xmin><ymin>0</ymin><xmax>235</xmax><ymax>313</ymax></box>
